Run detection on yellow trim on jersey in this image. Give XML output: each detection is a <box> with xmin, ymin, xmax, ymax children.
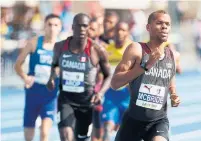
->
<box><xmin>106</xmin><ymin>40</ymin><xmax>132</xmax><ymax>63</ymax></box>
<box><xmin>144</xmin><ymin>41</ymin><xmax>170</xmax><ymax>48</ymax></box>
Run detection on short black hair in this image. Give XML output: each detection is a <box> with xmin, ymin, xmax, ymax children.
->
<box><xmin>89</xmin><ymin>17</ymin><xmax>98</xmax><ymax>24</ymax></box>
<box><xmin>45</xmin><ymin>14</ymin><xmax>61</xmax><ymax>22</ymax></box>
<box><xmin>73</xmin><ymin>13</ymin><xmax>91</xmax><ymax>24</ymax></box>
<box><xmin>116</xmin><ymin>21</ymin><xmax>129</xmax><ymax>30</ymax></box>
<box><xmin>148</xmin><ymin>10</ymin><xmax>168</xmax><ymax>24</ymax></box>
<box><xmin>105</xmin><ymin>11</ymin><xmax>119</xmax><ymax>20</ymax></box>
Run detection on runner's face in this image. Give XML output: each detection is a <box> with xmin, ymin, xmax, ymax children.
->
<box><xmin>115</xmin><ymin>22</ymin><xmax>129</xmax><ymax>42</ymax></box>
<box><xmin>44</xmin><ymin>18</ymin><xmax>61</xmax><ymax>37</ymax></box>
<box><xmin>73</xmin><ymin>16</ymin><xmax>90</xmax><ymax>39</ymax></box>
<box><xmin>88</xmin><ymin>22</ymin><xmax>99</xmax><ymax>39</ymax></box>
<box><xmin>104</xmin><ymin>16</ymin><xmax>118</xmax><ymax>33</ymax></box>
<box><xmin>147</xmin><ymin>13</ymin><xmax>171</xmax><ymax>42</ymax></box>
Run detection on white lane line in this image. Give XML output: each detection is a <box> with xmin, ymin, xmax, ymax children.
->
<box><xmin>171</xmin><ymin>130</ymin><xmax>201</xmax><ymax>141</ymax></box>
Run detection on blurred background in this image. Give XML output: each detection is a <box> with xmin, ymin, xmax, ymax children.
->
<box><xmin>1</xmin><ymin>0</ymin><xmax>201</xmax><ymax>141</ymax></box>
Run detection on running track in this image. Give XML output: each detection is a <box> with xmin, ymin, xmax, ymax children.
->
<box><xmin>1</xmin><ymin>71</ymin><xmax>201</xmax><ymax>141</ymax></box>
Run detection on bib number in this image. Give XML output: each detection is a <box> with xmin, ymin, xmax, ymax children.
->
<box><xmin>136</xmin><ymin>83</ymin><xmax>165</xmax><ymax>110</ymax></box>
<box><xmin>62</xmin><ymin>71</ymin><xmax>85</xmax><ymax>93</ymax></box>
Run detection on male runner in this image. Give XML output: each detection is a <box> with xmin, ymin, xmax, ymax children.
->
<box><xmin>88</xmin><ymin>19</ymin><xmax>101</xmax><ymax>43</ymax></box>
<box><xmin>15</xmin><ymin>14</ymin><xmax>62</xmax><ymax>141</ymax></box>
<box><xmin>101</xmin><ymin>21</ymin><xmax>132</xmax><ymax>141</ymax></box>
<box><xmin>88</xmin><ymin>19</ymin><xmax>105</xmax><ymax>141</ymax></box>
<box><xmin>88</xmin><ymin>19</ymin><xmax>108</xmax><ymax>94</ymax></box>
<box><xmin>46</xmin><ymin>13</ymin><xmax>111</xmax><ymax>141</ymax></box>
<box><xmin>99</xmin><ymin>11</ymin><xmax>119</xmax><ymax>45</ymax></box>
<box><xmin>111</xmin><ymin>10</ymin><xmax>181</xmax><ymax>141</ymax></box>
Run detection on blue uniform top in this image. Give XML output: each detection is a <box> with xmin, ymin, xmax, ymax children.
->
<box><xmin>26</xmin><ymin>36</ymin><xmax>58</xmax><ymax>96</ymax></box>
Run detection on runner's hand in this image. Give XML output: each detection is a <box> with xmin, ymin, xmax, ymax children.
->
<box><xmin>170</xmin><ymin>94</ymin><xmax>180</xmax><ymax>107</ymax></box>
<box><xmin>147</xmin><ymin>48</ymin><xmax>163</xmax><ymax>69</ymax></box>
<box><xmin>24</xmin><ymin>75</ymin><xmax>35</xmax><ymax>88</ymax></box>
<box><xmin>46</xmin><ymin>79</ymin><xmax>55</xmax><ymax>91</ymax></box>
<box><xmin>91</xmin><ymin>93</ymin><xmax>103</xmax><ymax>105</ymax></box>
<box><xmin>150</xmin><ymin>48</ymin><xmax>162</xmax><ymax>60</ymax></box>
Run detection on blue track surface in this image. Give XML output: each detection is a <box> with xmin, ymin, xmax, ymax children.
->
<box><xmin>1</xmin><ymin>71</ymin><xmax>201</xmax><ymax>141</ymax></box>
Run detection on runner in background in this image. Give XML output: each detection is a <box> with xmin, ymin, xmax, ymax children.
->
<box><xmin>101</xmin><ymin>22</ymin><xmax>132</xmax><ymax>141</ymax></box>
<box><xmin>15</xmin><ymin>14</ymin><xmax>62</xmax><ymax>141</ymax></box>
<box><xmin>88</xmin><ymin>18</ymin><xmax>105</xmax><ymax>141</ymax></box>
<box><xmin>99</xmin><ymin>11</ymin><xmax>119</xmax><ymax>47</ymax></box>
<box><xmin>46</xmin><ymin>13</ymin><xmax>112</xmax><ymax>141</ymax></box>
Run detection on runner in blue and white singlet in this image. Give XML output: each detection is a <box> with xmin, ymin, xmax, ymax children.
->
<box><xmin>15</xmin><ymin>14</ymin><xmax>62</xmax><ymax>141</ymax></box>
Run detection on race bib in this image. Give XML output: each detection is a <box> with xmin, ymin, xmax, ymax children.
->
<box><xmin>34</xmin><ymin>65</ymin><xmax>51</xmax><ymax>84</ymax></box>
<box><xmin>136</xmin><ymin>83</ymin><xmax>165</xmax><ymax>110</ymax></box>
<box><xmin>62</xmin><ymin>71</ymin><xmax>85</xmax><ymax>93</ymax></box>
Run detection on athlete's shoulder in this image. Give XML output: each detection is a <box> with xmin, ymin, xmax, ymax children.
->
<box><xmin>28</xmin><ymin>35</ymin><xmax>38</xmax><ymax>44</ymax></box>
<box><xmin>90</xmin><ymin>38</ymin><xmax>106</xmax><ymax>52</ymax></box>
<box><xmin>121</xmin><ymin>41</ymin><xmax>142</xmax><ymax>61</ymax></box>
<box><xmin>54</xmin><ymin>39</ymin><xmax>66</xmax><ymax>52</ymax></box>
<box><xmin>125</xmin><ymin>41</ymin><xmax>142</xmax><ymax>52</ymax></box>
<box><xmin>89</xmin><ymin>38</ymin><xmax>108</xmax><ymax>61</ymax></box>
<box><xmin>55</xmin><ymin>39</ymin><xmax>66</xmax><ymax>47</ymax></box>
<box><xmin>25</xmin><ymin>36</ymin><xmax>39</xmax><ymax>53</ymax></box>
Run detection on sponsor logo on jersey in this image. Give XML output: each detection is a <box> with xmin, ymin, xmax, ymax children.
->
<box><xmin>136</xmin><ymin>84</ymin><xmax>165</xmax><ymax>110</ymax></box>
<box><xmin>63</xmin><ymin>54</ymin><xmax>72</xmax><ymax>58</ymax></box>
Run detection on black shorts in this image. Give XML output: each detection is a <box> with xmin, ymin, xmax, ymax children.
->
<box><xmin>57</xmin><ymin>102</ymin><xmax>93</xmax><ymax>137</ymax></box>
<box><xmin>115</xmin><ymin>111</ymin><xmax>169</xmax><ymax>141</ymax></box>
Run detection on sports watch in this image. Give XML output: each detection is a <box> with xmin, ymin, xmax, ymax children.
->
<box><xmin>140</xmin><ymin>61</ymin><xmax>149</xmax><ymax>71</ymax></box>
<box><xmin>140</xmin><ymin>54</ymin><xmax>149</xmax><ymax>71</ymax></box>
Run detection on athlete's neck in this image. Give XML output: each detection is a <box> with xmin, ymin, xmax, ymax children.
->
<box><xmin>147</xmin><ymin>40</ymin><xmax>166</xmax><ymax>53</ymax></box>
<box><xmin>44</xmin><ymin>35</ymin><xmax>57</xmax><ymax>43</ymax></box>
<box><xmin>104</xmin><ymin>31</ymin><xmax>114</xmax><ymax>40</ymax></box>
<box><xmin>71</xmin><ymin>37</ymin><xmax>87</xmax><ymax>53</ymax></box>
<box><xmin>115</xmin><ymin>38</ymin><xmax>128</xmax><ymax>48</ymax></box>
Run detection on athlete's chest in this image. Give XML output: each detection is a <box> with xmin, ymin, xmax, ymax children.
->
<box><xmin>59</xmin><ymin>52</ymin><xmax>89</xmax><ymax>71</ymax></box>
<box><xmin>35</xmin><ymin>49</ymin><xmax>53</xmax><ymax>65</ymax></box>
<box><xmin>144</xmin><ymin>56</ymin><xmax>174</xmax><ymax>80</ymax></box>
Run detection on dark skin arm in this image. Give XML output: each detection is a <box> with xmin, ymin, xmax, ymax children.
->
<box><xmin>168</xmin><ymin>48</ymin><xmax>181</xmax><ymax>107</ymax></box>
<box><xmin>46</xmin><ymin>42</ymin><xmax>62</xmax><ymax>90</ymax></box>
<box><xmin>90</xmin><ymin>42</ymin><xmax>112</xmax><ymax>104</ymax></box>
<box><xmin>169</xmin><ymin>76</ymin><xmax>180</xmax><ymax>107</ymax></box>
